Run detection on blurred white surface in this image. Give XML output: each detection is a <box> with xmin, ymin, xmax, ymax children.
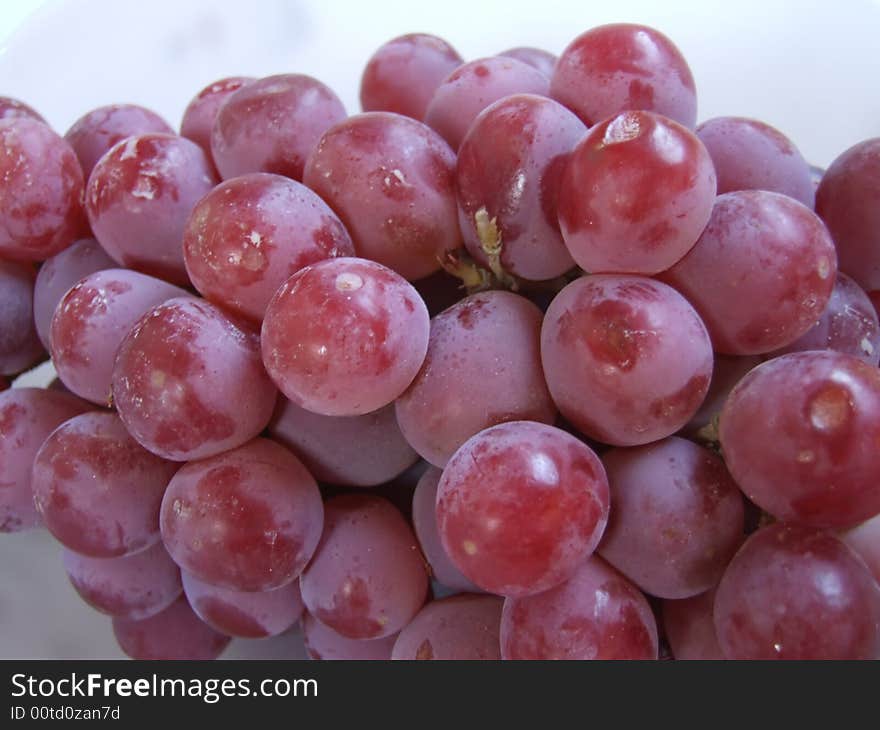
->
<box><xmin>1</xmin><ymin>0</ymin><xmax>879</xmax><ymax>660</ymax></box>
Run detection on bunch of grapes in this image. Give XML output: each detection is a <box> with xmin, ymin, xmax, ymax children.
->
<box><xmin>2</xmin><ymin>22</ymin><xmax>880</xmax><ymax>661</ymax></box>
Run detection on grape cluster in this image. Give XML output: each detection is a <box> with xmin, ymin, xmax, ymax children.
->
<box><xmin>2</xmin><ymin>22</ymin><xmax>880</xmax><ymax>661</ymax></box>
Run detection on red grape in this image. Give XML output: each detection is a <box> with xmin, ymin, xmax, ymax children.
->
<box><xmin>551</xmin><ymin>23</ymin><xmax>696</xmax><ymax>129</ymax></box>
<box><xmin>713</xmin><ymin>523</ymin><xmax>880</xmax><ymax>660</ymax></box>
<box><xmin>424</xmin><ymin>56</ymin><xmax>550</xmax><ymax>151</ymax></box>
<box><xmin>841</xmin><ymin>513</ymin><xmax>880</xmax><ymax>584</ymax></box>
<box><xmin>300</xmin><ymin>495</ymin><xmax>428</xmax><ymax>639</ymax></box>
<box><xmin>598</xmin><ymin>437</ymin><xmax>744</xmax><ymax>599</ymax></box>
<box><xmin>32</xmin><ymin>238</ymin><xmax>115</xmax><ymax>350</ymax></box>
<box><xmin>302</xmin><ymin>611</ymin><xmax>397</xmax><ymax>661</ymax></box>
<box><xmin>269</xmin><ymin>399</ymin><xmax>417</xmax><ymax>487</ymax></box>
<box><xmin>815</xmin><ymin>138</ymin><xmax>880</xmax><ymax>291</ymax></box>
<box><xmin>541</xmin><ymin>275</ymin><xmax>713</xmax><ymax>446</ymax></box>
<box><xmin>63</xmin><ymin>541</ymin><xmax>182</xmax><ymax>620</ymax></box>
<box><xmin>85</xmin><ymin>133</ymin><xmax>217</xmax><ymax>286</ymax></box>
<box><xmin>112</xmin><ymin>297</ymin><xmax>277</xmax><ymax>461</ymax></box>
<box><xmin>411</xmin><ymin>467</ymin><xmax>480</xmax><ymax>592</ymax></box>
<box><xmin>303</xmin><ymin>112</ymin><xmax>460</xmax><ymax>280</ymax></box>
<box><xmin>50</xmin><ymin>268</ymin><xmax>187</xmax><ymax>405</ymax></box>
<box><xmin>455</xmin><ymin>94</ymin><xmax>584</xmax><ymax>281</ymax></box>
<box><xmin>182</xmin><ymin>570</ymin><xmax>304</xmax><ymax>639</ymax></box>
<box><xmin>0</xmin><ymin>96</ymin><xmax>45</xmax><ymax>123</ymax></box>
<box><xmin>391</xmin><ymin>594</ymin><xmax>503</xmax><ymax>660</ymax></box>
<box><xmin>182</xmin><ymin>172</ymin><xmax>354</xmax><ymax>322</ymax></box>
<box><xmin>360</xmin><ymin>34</ymin><xmax>463</xmax><ymax>120</ymax></box>
<box><xmin>113</xmin><ymin>595</ymin><xmax>230</xmax><ymax>660</ymax></box>
<box><xmin>557</xmin><ymin>111</ymin><xmax>715</xmax><ymax>275</ymax></box>
<box><xmin>684</xmin><ymin>354</ymin><xmax>761</xmax><ymax>436</ymax></box>
<box><xmin>0</xmin><ymin>259</ymin><xmax>44</xmax><ymax>375</ymax></box>
<box><xmin>0</xmin><ymin>388</ymin><xmax>90</xmax><ymax>532</ymax></box>
<box><xmin>662</xmin><ymin>588</ymin><xmax>724</xmax><ymax>660</ymax></box>
<box><xmin>160</xmin><ymin>437</ymin><xmax>322</xmax><ymax>592</ymax></box>
<box><xmin>436</xmin><ymin>421</ymin><xmax>609</xmax><ymax>597</ymax></box>
<box><xmin>64</xmin><ymin>104</ymin><xmax>174</xmax><ymax>178</ymax></box>
<box><xmin>32</xmin><ymin>411</ymin><xmax>178</xmax><ymax>557</ymax></box>
<box><xmin>696</xmin><ymin>116</ymin><xmax>814</xmax><ymax>207</ymax></box>
<box><xmin>396</xmin><ymin>290</ymin><xmax>556</xmax><ymax>467</ymax></box>
<box><xmin>261</xmin><ymin>257</ymin><xmax>428</xmax><ymax>417</ymax></box>
<box><xmin>661</xmin><ymin>190</ymin><xmax>837</xmax><ymax>355</ymax></box>
<box><xmin>719</xmin><ymin>351</ymin><xmax>880</xmax><ymax>529</ymax></box>
<box><xmin>0</xmin><ymin>118</ymin><xmax>87</xmax><ymax>261</ymax></box>
<box><xmin>499</xmin><ymin>47</ymin><xmax>557</xmax><ymax>77</ymax></box>
<box><xmin>211</xmin><ymin>74</ymin><xmax>346</xmax><ymax>181</ymax></box>
<box><xmin>500</xmin><ymin>556</ymin><xmax>659</xmax><ymax>659</ymax></box>
<box><xmin>769</xmin><ymin>272</ymin><xmax>880</xmax><ymax>365</ymax></box>
<box><xmin>180</xmin><ymin>76</ymin><xmax>254</xmax><ymax>167</ymax></box>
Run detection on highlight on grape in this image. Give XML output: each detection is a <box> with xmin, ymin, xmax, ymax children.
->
<box><xmin>1</xmin><ymin>19</ymin><xmax>880</xmax><ymax>662</ymax></box>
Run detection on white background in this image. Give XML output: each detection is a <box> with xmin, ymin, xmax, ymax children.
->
<box><xmin>1</xmin><ymin>0</ymin><xmax>879</xmax><ymax>658</ymax></box>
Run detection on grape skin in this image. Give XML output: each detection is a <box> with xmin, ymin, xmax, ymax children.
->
<box><xmin>541</xmin><ymin>275</ymin><xmax>713</xmax><ymax>446</ymax></box>
<box><xmin>0</xmin><ymin>388</ymin><xmax>90</xmax><ymax>533</ymax></box>
<box><xmin>436</xmin><ymin>421</ymin><xmax>610</xmax><ymax>597</ymax></box>
<box><xmin>32</xmin><ymin>411</ymin><xmax>178</xmax><ymax>558</ymax></box>
<box><xmin>160</xmin><ymin>438</ymin><xmax>323</xmax><ymax>592</ymax></box>
<box><xmin>63</xmin><ymin>541</ymin><xmax>182</xmax><ymax>621</ymax></box>
<box><xmin>713</xmin><ymin>523</ymin><xmax>880</xmax><ymax>660</ymax></box>
<box><xmin>302</xmin><ymin>611</ymin><xmax>397</xmax><ymax>661</ymax></box>
<box><xmin>391</xmin><ymin>594</ymin><xmax>503</xmax><ymax>660</ymax></box>
<box><xmin>662</xmin><ymin>588</ymin><xmax>724</xmax><ymax>660</ymax></box>
<box><xmin>841</xmin><ymin>513</ymin><xmax>880</xmax><ymax>584</ymax></box>
<box><xmin>0</xmin><ymin>259</ymin><xmax>45</xmax><ymax>376</ymax></box>
<box><xmin>300</xmin><ymin>495</ymin><xmax>428</xmax><ymax>640</ymax></box>
<box><xmin>179</xmin><ymin>76</ymin><xmax>254</xmax><ymax>170</ymax></box>
<box><xmin>0</xmin><ymin>96</ymin><xmax>45</xmax><ymax>123</ymax></box>
<box><xmin>498</xmin><ymin>47</ymin><xmax>557</xmax><ymax>78</ymax></box>
<box><xmin>112</xmin><ymin>297</ymin><xmax>278</xmax><ymax>461</ymax></box>
<box><xmin>719</xmin><ymin>351</ymin><xmax>880</xmax><ymax>529</ymax></box>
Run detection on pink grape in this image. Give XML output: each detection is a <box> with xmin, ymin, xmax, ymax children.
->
<box><xmin>598</xmin><ymin>437</ymin><xmax>744</xmax><ymax>599</ymax></box>
<box><xmin>0</xmin><ymin>259</ymin><xmax>44</xmax><ymax>375</ymax></box>
<box><xmin>391</xmin><ymin>594</ymin><xmax>503</xmax><ymax>660</ymax></box>
<box><xmin>499</xmin><ymin>47</ymin><xmax>557</xmax><ymax>77</ymax></box>
<box><xmin>269</xmin><ymin>399</ymin><xmax>417</xmax><ymax>487</ymax></box>
<box><xmin>182</xmin><ymin>172</ymin><xmax>354</xmax><ymax>322</ymax></box>
<box><xmin>558</xmin><ymin>111</ymin><xmax>716</xmax><ymax>275</ymax></box>
<box><xmin>551</xmin><ymin>23</ymin><xmax>697</xmax><ymax>128</ymax></box>
<box><xmin>85</xmin><ymin>133</ymin><xmax>218</xmax><ymax>286</ymax></box>
<box><xmin>50</xmin><ymin>268</ymin><xmax>186</xmax><ymax>405</ymax></box>
<box><xmin>32</xmin><ymin>238</ymin><xmax>115</xmax><ymax>350</ymax></box>
<box><xmin>0</xmin><ymin>388</ymin><xmax>90</xmax><ymax>532</ymax></box>
<box><xmin>769</xmin><ymin>272</ymin><xmax>880</xmax><ymax>365</ymax></box>
<box><xmin>302</xmin><ymin>611</ymin><xmax>397</xmax><ymax>661</ymax></box>
<box><xmin>815</xmin><ymin>138</ymin><xmax>880</xmax><ymax>291</ymax></box>
<box><xmin>160</xmin><ymin>438</ymin><xmax>322</xmax><ymax>592</ymax></box>
<box><xmin>32</xmin><ymin>411</ymin><xmax>178</xmax><ymax>557</ymax></box>
<box><xmin>661</xmin><ymin>190</ymin><xmax>837</xmax><ymax>355</ymax></box>
<box><xmin>182</xmin><ymin>570</ymin><xmax>304</xmax><ymax>639</ymax></box>
<box><xmin>455</xmin><ymin>94</ymin><xmax>584</xmax><ymax>281</ymax></box>
<box><xmin>396</xmin><ymin>290</ymin><xmax>556</xmax><ymax>467</ymax></box>
<box><xmin>62</xmin><ymin>541</ymin><xmax>182</xmax><ymax>620</ymax></box>
<box><xmin>684</xmin><ymin>354</ymin><xmax>761</xmax><ymax>436</ymax></box>
<box><xmin>696</xmin><ymin>116</ymin><xmax>814</xmax><ymax>207</ymax></box>
<box><xmin>261</xmin><ymin>257</ymin><xmax>429</xmax><ymax>417</ymax></box>
<box><xmin>424</xmin><ymin>56</ymin><xmax>550</xmax><ymax>151</ymax></box>
<box><xmin>180</xmin><ymin>76</ymin><xmax>254</xmax><ymax>168</ymax></box>
<box><xmin>113</xmin><ymin>595</ymin><xmax>230</xmax><ymax>660</ymax></box>
<box><xmin>500</xmin><ymin>556</ymin><xmax>659</xmax><ymax>659</ymax></box>
<box><xmin>713</xmin><ymin>523</ymin><xmax>880</xmax><ymax>660</ymax></box>
<box><xmin>112</xmin><ymin>297</ymin><xmax>277</xmax><ymax>461</ymax></box>
<box><xmin>436</xmin><ymin>421</ymin><xmax>610</xmax><ymax>597</ymax></box>
<box><xmin>360</xmin><ymin>34</ymin><xmax>463</xmax><ymax>120</ymax></box>
<box><xmin>300</xmin><ymin>495</ymin><xmax>428</xmax><ymax>640</ymax></box>
<box><xmin>662</xmin><ymin>588</ymin><xmax>724</xmax><ymax>660</ymax></box>
<box><xmin>841</xmin><ymin>513</ymin><xmax>880</xmax><ymax>584</ymax></box>
<box><xmin>0</xmin><ymin>118</ymin><xmax>87</xmax><ymax>261</ymax></box>
<box><xmin>719</xmin><ymin>351</ymin><xmax>880</xmax><ymax>529</ymax></box>
<box><xmin>303</xmin><ymin>112</ymin><xmax>460</xmax><ymax>280</ymax></box>
<box><xmin>64</xmin><ymin>104</ymin><xmax>174</xmax><ymax>178</ymax></box>
<box><xmin>411</xmin><ymin>467</ymin><xmax>480</xmax><ymax>592</ymax></box>
<box><xmin>211</xmin><ymin>74</ymin><xmax>346</xmax><ymax>181</ymax></box>
<box><xmin>0</xmin><ymin>96</ymin><xmax>45</xmax><ymax>123</ymax></box>
<box><xmin>541</xmin><ymin>275</ymin><xmax>713</xmax><ymax>446</ymax></box>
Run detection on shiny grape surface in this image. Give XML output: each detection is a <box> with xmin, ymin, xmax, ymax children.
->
<box><xmin>0</xmin><ymin>96</ymin><xmax>45</xmax><ymax>123</ymax></box>
<box><xmin>179</xmin><ymin>76</ymin><xmax>254</xmax><ymax>168</ymax></box>
<box><xmin>436</xmin><ymin>421</ymin><xmax>609</xmax><ymax>597</ymax></box>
